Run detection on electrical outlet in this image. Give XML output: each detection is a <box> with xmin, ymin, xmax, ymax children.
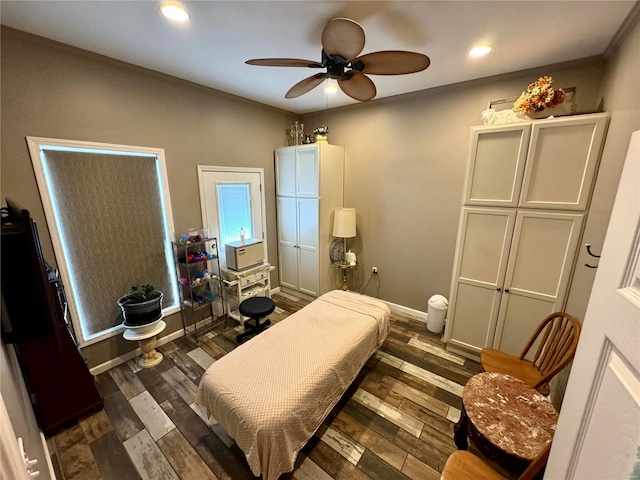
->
<box><xmin>372</xmin><ymin>266</ymin><xmax>378</xmax><ymax>274</ymax></box>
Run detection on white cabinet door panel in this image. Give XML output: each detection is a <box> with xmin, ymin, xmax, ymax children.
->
<box><xmin>297</xmin><ymin>198</ymin><xmax>319</xmax><ymax>250</ymax></box>
<box><xmin>505</xmin><ymin>211</ymin><xmax>583</xmax><ymax>299</ymax></box>
<box><xmin>279</xmin><ymin>244</ymin><xmax>299</xmax><ymax>289</ymax></box>
<box><xmin>296</xmin><ymin>147</ymin><xmax>319</xmax><ymax>197</ymax></box>
<box><xmin>457</xmin><ymin>208</ymin><xmax>516</xmax><ymax>285</ymax></box>
<box><xmin>445</xmin><ymin>208</ymin><xmax>516</xmax><ymax>352</ymax></box>
<box><xmin>493</xmin><ymin>294</ymin><xmax>556</xmax><ymax>357</ymax></box>
<box><xmin>520</xmin><ymin>114</ymin><xmax>609</xmax><ymax>210</ymax></box>
<box><xmin>276</xmin><ymin>148</ymin><xmax>296</xmax><ymax>197</ymax></box>
<box><xmin>465</xmin><ymin>125</ymin><xmax>530</xmax><ymax>207</ymax></box>
<box><xmin>493</xmin><ymin>211</ymin><xmax>584</xmax><ymax>355</ymax></box>
<box><xmin>299</xmin><ymin>249</ymin><xmax>319</xmax><ymax>295</ymax></box>
<box><xmin>449</xmin><ymin>282</ymin><xmax>502</xmax><ymax>353</ymax></box>
<box><xmin>277</xmin><ymin>197</ymin><xmax>297</xmax><ymax>246</ymax></box>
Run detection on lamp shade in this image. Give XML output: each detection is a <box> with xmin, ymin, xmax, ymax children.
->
<box><xmin>333</xmin><ymin>208</ymin><xmax>356</xmax><ymax>238</ymax></box>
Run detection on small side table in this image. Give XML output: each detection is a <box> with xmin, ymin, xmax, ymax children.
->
<box><xmin>123</xmin><ymin>319</ymin><xmax>166</xmax><ymax>369</ymax></box>
<box><xmin>454</xmin><ymin>372</ymin><xmax>558</xmax><ymax>472</ymax></box>
<box><xmin>333</xmin><ymin>261</ymin><xmax>356</xmax><ymax>290</ymax></box>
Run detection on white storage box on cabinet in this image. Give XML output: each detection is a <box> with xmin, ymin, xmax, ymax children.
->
<box><xmin>446</xmin><ymin>113</ymin><xmax>609</xmax><ymax>357</ymax></box>
<box><xmin>275</xmin><ymin>144</ymin><xmax>344</xmax><ymax>297</ymax></box>
<box><xmin>225</xmin><ymin>239</ymin><xmax>264</xmax><ymax>271</ymax></box>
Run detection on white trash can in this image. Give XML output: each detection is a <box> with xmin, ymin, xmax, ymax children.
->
<box><xmin>427</xmin><ymin>295</ymin><xmax>448</xmax><ymax>333</ymax></box>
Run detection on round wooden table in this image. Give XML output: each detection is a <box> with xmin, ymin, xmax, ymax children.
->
<box><xmin>454</xmin><ymin>372</ymin><xmax>558</xmax><ymax>472</ymax></box>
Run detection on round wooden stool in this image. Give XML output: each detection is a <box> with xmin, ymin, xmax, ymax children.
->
<box><xmin>237</xmin><ymin>296</ymin><xmax>275</xmax><ymax>343</ymax></box>
<box><xmin>454</xmin><ymin>372</ymin><xmax>558</xmax><ymax>472</ymax></box>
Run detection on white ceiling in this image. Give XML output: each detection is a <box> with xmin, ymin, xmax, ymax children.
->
<box><xmin>1</xmin><ymin>1</ymin><xmax>636</xmax><ymax>114</ymax></box>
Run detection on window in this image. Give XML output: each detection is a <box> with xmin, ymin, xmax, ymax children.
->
<box><xmin>217</xmin><ymin>183</ymin><xmax>253</xmax><ymax>245</ymax></box>
<box><xmin>27</xmin><ymin>137</ymin><xmax>179</xmax><ymax>346</ymax></box>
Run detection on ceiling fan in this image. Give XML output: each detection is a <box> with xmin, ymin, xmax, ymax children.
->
<box><xmin>245</xmin><ymin>17</ymin><xmax>430</xmax><ymax>102</ymax></box>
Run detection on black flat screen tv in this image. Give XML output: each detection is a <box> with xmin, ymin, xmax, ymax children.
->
<box><xmin>1</xmin><ymin>198</ymin><xmax>56</xmax><ymax>343</ymax></box>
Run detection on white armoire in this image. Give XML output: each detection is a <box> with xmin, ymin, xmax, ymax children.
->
<box><xmin>444</xmin><ymin>113</ymin><xmax>610</xmax><ymax>358</ymax></box>
<box><xmin>275</xmin><ymin>143</ymin><xmax>344</xmax><ymax>297</ymax></box>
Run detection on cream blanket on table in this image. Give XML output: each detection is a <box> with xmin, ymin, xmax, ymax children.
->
<box><xmin>196</xmin><ymin>290</ymin><xmax>390</xmax><ymax>479</ymax></box>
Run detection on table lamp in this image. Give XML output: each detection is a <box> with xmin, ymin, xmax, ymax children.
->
<box><xmin>333</xmin><ymin>208</ymin><xmax>356</xmax><ymax>264</ymax></box>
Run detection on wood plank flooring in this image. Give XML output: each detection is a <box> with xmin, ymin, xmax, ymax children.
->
<box><xmin>49</xmin><ymin>292</ymin><xmax>506</xmax><ymax>480</ymax></box>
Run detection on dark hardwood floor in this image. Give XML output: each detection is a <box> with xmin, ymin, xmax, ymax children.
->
<box><xmin>48</xmin><ymin>292</ymin><xmax>497</xmax><ymax>480</ymax></box>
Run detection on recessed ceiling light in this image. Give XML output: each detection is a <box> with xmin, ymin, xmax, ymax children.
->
<box><xmin>160</xmin><ymin>3</ymin><xmax>190</xmax><ymax>22</ymax></box>
<box><xmin>469</xmin><ymin>45</ymin><xmax>492</xmax><ymax>57</ymax></box>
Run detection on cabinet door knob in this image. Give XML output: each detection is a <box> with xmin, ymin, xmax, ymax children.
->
<box><xmin>505</xmin><ymin>288</ymin><xmax>510</xmax><ymax>293</ymax></box>
<box><xmin>496</xmin><ymin>287</ymin><xmax>501</xmax><ymax>292</ymax></box>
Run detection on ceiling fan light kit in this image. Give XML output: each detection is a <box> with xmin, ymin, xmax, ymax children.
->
<box><xmin>246</xmin><ymin>17</ymin><xmax>430</xmax><ymax>102</ymax></box>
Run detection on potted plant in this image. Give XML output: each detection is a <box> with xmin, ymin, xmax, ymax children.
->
<box><xmin>117</xmin><ymin>284</ymin><xmax>163</xmax><ymax>326</ymax></box>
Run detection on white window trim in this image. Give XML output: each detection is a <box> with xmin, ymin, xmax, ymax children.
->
<box><xmin>27</xmin><ymin>137</ymin><xmax>179</xmax><ymax>347</ymax></box>
<box><xmin>197</xmin><ymin>165</ymin><xmax>268</xmax><ymax>263</ymax></box>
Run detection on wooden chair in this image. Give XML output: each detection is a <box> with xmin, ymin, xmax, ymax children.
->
<box><xmin>480</xmin><ymin>312</ymin><xmax>581</xmax><ymax>395</ymax></box>
<box><xmin>441</xmin><ymin>442</ymin><xmax>551</xmax><ymax>480</ymax></box>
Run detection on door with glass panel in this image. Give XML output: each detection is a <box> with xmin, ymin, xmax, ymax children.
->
<box><xmin>199</xmin><ymin>167</ymin><xmax>266</xmax><ymax>268</ymax></box>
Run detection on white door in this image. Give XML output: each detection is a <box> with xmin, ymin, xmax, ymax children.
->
<box><xmin>199</xmin><ymin>167</ymin><xmax>266</xmax><ymax>267</ymax></box>
<box><xmin>493</xmin><ymin>211</ymin><xmax>584</xmax><ymax>356</ymax></box>
<box><xmin>545</xmin><ymin>132</ymin><xmax>640</xmax><ymax>478</ymax></box>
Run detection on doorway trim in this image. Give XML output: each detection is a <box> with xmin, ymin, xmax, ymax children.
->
<box><xmin>197</xmin><ymin>165</ymin><xmax>268</xmax><ymax>264</ymax></box>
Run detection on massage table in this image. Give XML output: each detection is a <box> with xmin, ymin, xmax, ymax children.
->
<box><xmin>196</xmin><ymin>290</ymin><xmax>390</xmax><ymax>479</ymax></box>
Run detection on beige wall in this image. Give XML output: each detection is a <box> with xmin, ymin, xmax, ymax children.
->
<box><xmin>565</xmin><ymin>10</ymin><xmax>640</xmax><ymax>316</ymax></box>
<box><xmin>553</xmin><ymin>8</ymin><xmax>640</xmax><ymax>408</ymax></box>
<box><xmin>1</xmin><ymin>27</ymin><xmax>296</xmax><ymax>367</ymax></box>
<box><xmin>302</xmin><ymin>60</ymin><xmax>608</xmax><ymax>314</ymax></box>
<box><xmin>2</xmin><ymin>14</ymin><xmax>638</xmax><ymax>370</ymax></box>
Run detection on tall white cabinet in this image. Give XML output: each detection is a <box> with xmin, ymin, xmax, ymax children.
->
<box><xmin>275</xmin><ymin>144</ymin><xmax>344</xmax><ymax>297</ymax></box>
<box><xmin>445</xmin><ymin>113</ymin><xmax>610</xmax><ymax>357</ymax></box>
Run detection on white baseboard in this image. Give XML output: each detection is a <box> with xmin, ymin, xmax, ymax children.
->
<box><xmin>378</xmin><ymin>298</ymin><xmax>428</xmax><ymax>323</ymax></box>
<box><xmin>90</xmin><ymin>291</ymin><xmax>439</xmax><ymax>375</ymax></box>
<box><xmin>90</xmin><ymin>291</ymin><xmax>288</xmax><ymax>376</ymax></box>
<box><xmin>90</xmin><ymin>327</ymin><xmax>185</xmax><ymax>376</ymax></box>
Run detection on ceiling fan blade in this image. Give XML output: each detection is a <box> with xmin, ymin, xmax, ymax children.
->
<box><xmin>338</xmin><ymin>71</ymin><xmax>376</xmax><ymax>102</ymax></box>
<box><xmin>321</xmin><ymin>18</ymin><xmax>365</xmax><ymax>61</ymax></box>
<box><xmin>354</xmin><ymin>51</ymin><xmax>430</xmax><ymax>75</ymax></box>
<box><xmin>285</xmin><ymin>73</ymin><xmax>328</xmax><ymax>99</ymax></box>
<box><xmin>246</xmin><ymin>58</ymin><xmax>323</xmax><ymax>68</ymax></box>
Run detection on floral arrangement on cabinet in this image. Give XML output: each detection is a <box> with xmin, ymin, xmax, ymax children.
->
<box><xmin>513</xmin><ymin>76</ymin><xmax>565</xmax><ymax>115</ymax></box>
